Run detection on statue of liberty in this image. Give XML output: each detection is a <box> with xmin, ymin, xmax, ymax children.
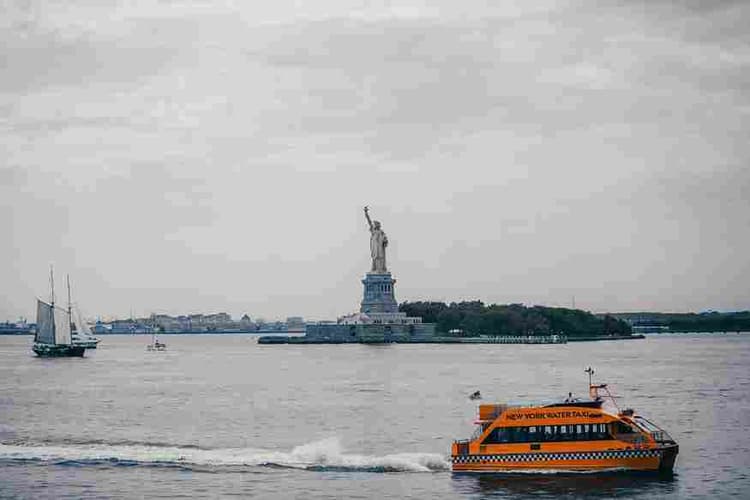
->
<box><xmin>364</xmin><ymin>206</ymin><xmax>388</xmax><ymax>273</ymax></box>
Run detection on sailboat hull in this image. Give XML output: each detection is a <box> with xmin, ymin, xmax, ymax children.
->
<box><xmin>72</xmin><ymin>339</ymin><xmax>99</xmax><ymax>349</ymax></box>
<box><xmin>32</xmin><ymin>343</ymin><xmax>86</xmax><ymax>357</ymax></box>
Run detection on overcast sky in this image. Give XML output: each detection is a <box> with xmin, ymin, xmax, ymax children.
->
<box><xmin>1</xmin><ymin>0</ymin><xmax>748</xmax><ymax>321</ymax></box>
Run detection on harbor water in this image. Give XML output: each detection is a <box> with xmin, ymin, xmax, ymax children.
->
<box><xmin>1</xmin><ymin>333</ymin><xmax>748</xmax><ymax>498</ymax></box>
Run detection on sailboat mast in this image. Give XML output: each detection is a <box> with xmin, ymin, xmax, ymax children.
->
<box><xmin>67</xmin><ymin>274</ymin><xmax>73</xmax><ymax>332</ymax></box>
<box><xmin>50</xmin><ymin>265</ymin><xmax>56</xmax><ymax>340</ymax></box>
<box><xmin>50</xmin><ymin>265</ymin><xmax>55</xmax><ymax>307</ymax></box>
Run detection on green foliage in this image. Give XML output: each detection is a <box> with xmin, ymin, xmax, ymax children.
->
<box><xmin>399</xmin><ymin>301</ymin><xmax>632</xmax><ymax>337</ymax></box>
<box><xmin>613</xmin><ymin>311</ymin><xmax>750</xmax><ymax>332</ymax></box>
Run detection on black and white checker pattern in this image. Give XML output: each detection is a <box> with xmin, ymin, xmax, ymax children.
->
<box><xmin>452</xmin><ymin>448</ymin><xmax>660</xmax><ymax>464</ymax></box>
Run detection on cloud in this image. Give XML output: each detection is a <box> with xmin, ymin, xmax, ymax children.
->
<box><xmin>1</xmin><ymin>0</ymin><xmax>749</xmax><ymax>318</ymax></box>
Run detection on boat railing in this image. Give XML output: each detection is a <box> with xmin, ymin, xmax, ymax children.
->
<box><xmin>617</xmin><ymin>430</ymin><xmax>673</xmax><ymax>444</ymax></box>
<box><xmin>472</xmin><ymin>335</ymin><xmax>567</xmax><ymax>344</ymax></box>
<box><xmin>470</xmin><ymin>425</ymin><xmax>486</xmax><ymax>440</ymax></box>
<box><xmin>632</xmin><ymin>416</ymin><xmax>675</xmax><ymax>443</ymax></box>
<box><xmin>614</xmin><ymin>433</ymin><xmax>647</xmax><ymax>445</ymax></box>
<box><xmin>649</xmin><ymin>430</ymin><xmax>674</xmax><ymax>443</ymax></box>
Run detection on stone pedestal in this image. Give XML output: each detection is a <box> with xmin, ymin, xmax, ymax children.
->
<box><xmin>360</xmin><ymin>272</ymin><xmax>398</xmax><ymax>314</ymax></box>
<box><xmin>297</xmin><ymin>265</ymin><xmax>435</xmax><ymax>344</ymax></box>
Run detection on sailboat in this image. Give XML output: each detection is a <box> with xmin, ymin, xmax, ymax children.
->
<box><xmin>72</xmin><ymin>313</ymin><xmax>100</xmax><ymax>348</ymax></box>
<box><xmin>32</xmin><ymin>269</ymin><xmax>86</xmax><ymax>357</ymax></box>
<box><xmin>69</xmin><ymin>278</ymin><xmax>101</xmax><ymax>349</ymax></box>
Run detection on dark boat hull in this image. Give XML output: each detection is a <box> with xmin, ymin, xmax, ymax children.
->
<box><xmin>33</xmin><ymin>343</ymin><xmax>86</xmax><ymax>357</ymax></box>
<box><xmin>658</xmin><ymin>444</ymin><xmax>679</xmax><ymax>473</ymax></box>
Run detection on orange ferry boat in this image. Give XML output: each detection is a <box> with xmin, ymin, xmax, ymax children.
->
<box><xmin>451</xmin><ymin>369</ymin><xmax>678</xmax><ymax>473</ymax></box>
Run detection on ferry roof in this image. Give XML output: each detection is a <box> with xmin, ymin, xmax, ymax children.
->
<box><xmin>481</xmin><ymin>397</ymin><xmax>603</xmax><ymax>410</ymax></box>
<box><xmin>544</xmin><ymin>400</ymin><xmax>603</xmax><ymax>409</ymax></box>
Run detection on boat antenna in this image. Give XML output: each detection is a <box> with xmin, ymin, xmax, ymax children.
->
<box><xmin>49</xmin><ymin>264</ymin><xmax>56</xmax><ymax>341</ymax></box>
<box><xmin>585</xmin><ymin>366</ymin><xmax>595</xmax><ymax>387</ymax></box>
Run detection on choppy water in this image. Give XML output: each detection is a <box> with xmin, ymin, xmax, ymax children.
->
<box><xmin>1</xmin><ymin>333</ymin><xmax>749</xmax><ymax>498</ymax></box>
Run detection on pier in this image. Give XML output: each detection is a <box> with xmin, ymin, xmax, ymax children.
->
<box><xmin>258</xmin><ymin>334</ymin><xmax>569</xmax><ymax>345</ymax></box>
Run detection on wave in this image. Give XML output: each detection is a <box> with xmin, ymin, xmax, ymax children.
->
<box><xmin>4</xmin><ymin>437</ymin><xmax>208</xmax><ymax>450</ymax></box>
<box><xmin>0</xmin><ymin>437</ymin><xmax>450</xmax><ymax>473</ymax></box>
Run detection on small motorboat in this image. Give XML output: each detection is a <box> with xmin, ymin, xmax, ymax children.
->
<box><xmin>146</xmin><ymin>333</ymin><xmax>167</xmax><ymax>351</ymax></box>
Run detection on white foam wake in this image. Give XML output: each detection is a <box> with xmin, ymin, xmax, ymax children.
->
<box><xmin>0</xmin><ymin>438</ymin><xmax>450</xmax><ymax>473</ymax></box>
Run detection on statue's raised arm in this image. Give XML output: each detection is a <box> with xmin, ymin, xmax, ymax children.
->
<box><xmin>364</xmin><ymin>206</ymin><xmax>373</xmax><ymax>230</ymax></box>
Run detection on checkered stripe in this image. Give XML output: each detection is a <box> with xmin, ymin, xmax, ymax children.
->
<box><xmin>452</xmin><ymin>449</ymin><xmax>660</xmax><ymax>464</ymax></box>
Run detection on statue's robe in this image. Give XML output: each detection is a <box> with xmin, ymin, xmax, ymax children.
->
<box><xmin>370</xmin><ymin>229</ymin><xmax>388</xmax><ymax>272</ymax></box>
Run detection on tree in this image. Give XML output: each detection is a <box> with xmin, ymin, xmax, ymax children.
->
<box><xmin>399</xmin><ymin>301</ymin><xmax>633</xmax><ymax>337</ymax></box>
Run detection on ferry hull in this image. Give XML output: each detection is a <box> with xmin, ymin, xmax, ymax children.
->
<box><xmin>452</xmin><ymin>445</ymin><xmax>678</xmax><ymax>473</ymax></box>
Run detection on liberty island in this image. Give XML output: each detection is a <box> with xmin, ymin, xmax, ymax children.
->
<box><xmin>258</xmin><ymin>207</ymin><xmax>573</xmax><ymax>345</ymax></box>
<box><xmin>261</xmin><ymin>207</ymin><xmax>437</xmax><ymax>344</ymax></box>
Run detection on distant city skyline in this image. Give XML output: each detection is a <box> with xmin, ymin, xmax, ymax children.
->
<box><xmin>2</xmin><ymin>1</ymin><xmax>749</xmax><ymax>321</ymax></box>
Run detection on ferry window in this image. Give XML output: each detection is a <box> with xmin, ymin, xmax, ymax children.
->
<box><xmin>500</xmin><ymin>427</ymin><xmax>517</xmax><ymax>443</ymax></box>
<box><xmin>528</xmin><ymin>426</ymin><xmax>539</xmax><ymax>442</ymax></box>
<box><xmin>519</xmin><ymin>427</ymin><xmax>529</xmax><ymax>442</ymax></box>
<box><xmin>591</xmin><ymin>424</ymin><xmax>600</xmax><ymax>440</ymax></box>
<box><xmin>490</xmin><ymin>424</ymin><xmax>612</xmax><ymax>444</ymax></box>
<box><xmin>556</xmin><ymin>425</ymin><xmax>576</xmax><ymax>442</ymax></box>
<box><xmin>482</xmin><ymin>428</ymin><xmax>494</xmax><ymax>444</ymax></box>
<box><xmin>482</xmin><ymin>428</ymin><xmax>496</xmax><ymax>444</ymax></box>
<box><xmin>483</xmin><ymin>425</ymin><xmax>594</xmax><ymax>444</ymax></box>
<box><xmin>634</xmin><ymin>417</ymin><xmax>661</xmax><ymax>433</ymax></box>
<box><xmin>482</xmin><ymin>427</ymin><xmax>511</xmax><ymax>444</ymax></box>
<box><xmin>591</xmin><ymin>424</ymin><xmax>604</xmax><ymax>439</ymax></box>
<box><xmin>544</xmin><ymin>425</ymin><xmax>557</xmax><ymax>441</ymax></box>
<box><xmin>614</xmin><ymin>421</ymin><xmax>635</xmax><ymax>434</ymax></box>
<box><xmin>508</xmin><ymin>427</ymin><xmax>525</xmax><ymax>443</ymax></box>
<box><xmin>500</xmin><ymin>429</ymin><xmax>511</xmax><ymax>443</ymax></box>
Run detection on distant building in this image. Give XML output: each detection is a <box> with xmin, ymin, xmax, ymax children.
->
<box><xmin>109</xmin><ymin>320</ymin><xmax>153</xmax><ymax>334</ymax></box>
<box><xmin>286</xmin><ymin>316</ymin><xmax>305</xmax><ymax>331</ymax></box>
<box><xmin>92</xmin><ymin>321</ymin><xmax>111</xmax><ymax>334</ymax></box>
<box><xmin>97</xmin><ymin>312</ymin><xmax>306</xmax><ymax>334</ymax></box>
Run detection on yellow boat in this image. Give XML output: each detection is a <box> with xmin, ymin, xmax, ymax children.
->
<box><xmin>451</xmin><ymin>369</ymin><xmax>678</xmax><ymax>473</ymax></box>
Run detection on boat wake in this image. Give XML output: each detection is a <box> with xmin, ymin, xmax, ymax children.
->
<box><xmin>0</xmin><ymin>438</ymin><xmax>450</xmax><ymax>473</ymax></box>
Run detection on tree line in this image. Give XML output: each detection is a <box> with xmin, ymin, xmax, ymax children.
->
<box><xmin>398</xmin><ymin>301</ymin><xmax>632</xmax><ymax>337</ymax></box>
<box><xmin>613</xmin><ymin>311</ymin><xmax>750</xmax><ymax>333</ymax></box>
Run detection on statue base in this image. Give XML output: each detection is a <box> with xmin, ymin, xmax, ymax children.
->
<box><xmin>360</xmin><ymin>272</ymin><xmax>398</xmax><ymax>314</ymax></box>
<box><xmin>298</xmin><ymin>269</ymin><xmax>436</xmax><ymax>343</ymax></box>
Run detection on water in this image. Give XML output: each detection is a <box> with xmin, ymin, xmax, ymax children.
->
<box><xmin>1</xmin><ymin>334</ymin><xmax>748</xmax><ymax>498</ymax></box>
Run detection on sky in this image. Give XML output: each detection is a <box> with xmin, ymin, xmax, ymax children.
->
<box><xmin>1</xmin><ymin>0</ymin><xmax>749</xmax><ymax>321</ymax></box>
